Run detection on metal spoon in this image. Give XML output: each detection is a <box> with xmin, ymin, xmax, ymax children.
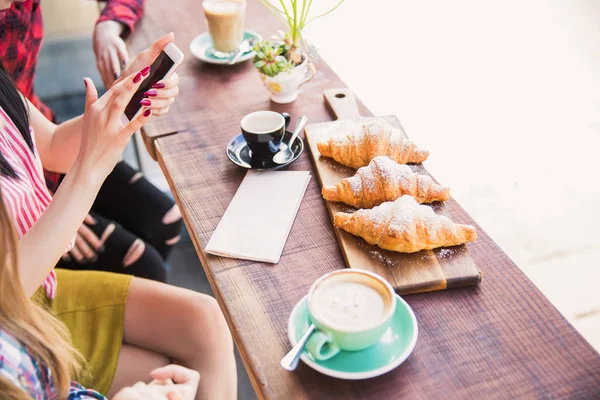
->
<box><xmin>273</xmin><ymin>116</ymin><xmax>308</xmax><ymax>165</ymax></box>
<box><xmin>280</xmin><ymin>324</ymin><xmax>316</xmax><ymax>371</ymax></box>
<box><xmin>228</xmin><ymin>38</ymin><xmax>256</xmax><ymax>65</ymax></box>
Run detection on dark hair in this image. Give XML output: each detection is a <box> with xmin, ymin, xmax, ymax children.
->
<box><xmin>0</xmin><ymin>61</ymin><xmax>33</xmax><ymax>179</ymax></box>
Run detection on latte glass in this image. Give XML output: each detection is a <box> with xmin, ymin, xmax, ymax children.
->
<box><xmin>203</xmin><ymin>0</ymin><xmax>246</xmax><ymax>56</ymax></box>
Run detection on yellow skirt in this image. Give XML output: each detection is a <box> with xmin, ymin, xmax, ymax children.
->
<box><xmin>32</xmin><ymin>268</ymin><xmax>132</xmax><ymax>395</ymax></box>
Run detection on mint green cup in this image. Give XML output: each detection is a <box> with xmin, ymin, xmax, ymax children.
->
<box><xmin>305</xmin><ymin>270</ymin><xmax>397</xmax><ymax>361</ymax></box>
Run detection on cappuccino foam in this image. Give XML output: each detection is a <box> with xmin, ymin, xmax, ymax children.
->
<box><xmin>311</xmin><ymin>279</ymin><xmax>387</xmax><ymax>331</ymax></box>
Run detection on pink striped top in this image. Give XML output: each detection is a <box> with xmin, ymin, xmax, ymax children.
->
<box><xmin>0</xmin><ymin>105</ymin><xmax>65</xmax><ymax>299</ymax></box>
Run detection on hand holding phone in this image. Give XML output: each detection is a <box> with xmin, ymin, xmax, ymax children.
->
<box><xmin>117</xmin><ymin>33</ymin><xmax>184</xmax><ymax>121</ymax></box>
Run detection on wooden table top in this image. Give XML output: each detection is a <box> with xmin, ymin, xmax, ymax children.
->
<box><xmin>129</xmin><ymin>1</ymin><xmax>600</xmax><ymax>398</ymax></box>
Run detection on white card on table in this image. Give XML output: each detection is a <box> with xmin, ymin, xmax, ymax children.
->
<box><xmin>205</xmin><ymin>170</ymin><xmax>311</xmax><ymax>263</ymax></box>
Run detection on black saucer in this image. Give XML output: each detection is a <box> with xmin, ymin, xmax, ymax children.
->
<box><xmin>226</xmin><ymin>130</ymin><xmax>304</xmax><ymax>170</ymax></box>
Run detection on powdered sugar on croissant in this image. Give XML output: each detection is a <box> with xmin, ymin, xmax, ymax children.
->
<box><xmin>322</xmin><ymin>156</ymin><xmax>449</xmax><ymax>208</ymax></box>
<box><xmin>317</xmin><ymin>119</ymin><xmax>429</xmax><ymax>169</ymax></box>
<box><xmin>334</xmin><ymin>195</ymin><xmax>476</xmax><ymax>253</ymax></box>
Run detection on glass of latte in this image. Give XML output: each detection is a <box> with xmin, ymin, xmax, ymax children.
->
<box><xmin>305</xmin><ymin>270</ymin><xmax>397</xmax><ymax>360</ymax></box>
<box><xmin>203</xmin><ymin>0</ymin><xmax>247</xmax><ymax>57</ymax></box>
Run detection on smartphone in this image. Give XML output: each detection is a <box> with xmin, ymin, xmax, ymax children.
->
<box><xmin>123</xmin><ymin>42</ymin><xmax>184</xmax><ymax>121</ymax></box>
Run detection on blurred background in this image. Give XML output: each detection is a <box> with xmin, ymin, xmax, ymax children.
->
<box><xmin>306</xmin><ymin>0</ymin><xmax>600</xmax><ymax>352</ymax></box>
<box><xmin>39</xmin><ymin>0</ymin><xmax>598</xmax><ymax>385</ymax></box>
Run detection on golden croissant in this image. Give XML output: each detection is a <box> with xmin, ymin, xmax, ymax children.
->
<box><xmin>322</xmin><ymin>156</ymin><xmax>449</xmax><ymax>208</ymax></box>
<box><xmin>334</xmin><ymin>195</ymin><xmax>477</xmax><ymax>253</ymax></box>
<box><xmin>317</xmin><ymin>119</ymin><xmax>429</xmax><ymax>169</ymax></box>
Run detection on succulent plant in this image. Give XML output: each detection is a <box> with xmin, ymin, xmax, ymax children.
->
<box><xmin>253</xmin><ymin>41</ymin><xmax>294</xmax><ymax>77</ymax></box>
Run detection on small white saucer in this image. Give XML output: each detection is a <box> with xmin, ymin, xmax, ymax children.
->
<box><xmin>189</xmin><ymin>30</ymin><xmax>262</xmax><ymax>65</ymax></box>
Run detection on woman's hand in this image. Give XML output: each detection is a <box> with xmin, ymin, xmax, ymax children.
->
<box><xmin>149</xmin><ymin>364</ymin><xmax>201</xmax><ymax>400</ymax></box>
<box><xmin>93</xmin><ymin>20</ymin><xmax>129</xmax><ymax>88</ymax></box>
<box><xmin>62</xmin><ymin>214</ymin><xmax>104</xmax><ymax>263</ymax></box>
<box><xmin>116</xmin><ymin>33</ymin><xmax>180</xmax><ymax>117</ymax></box>
<box><xmin>76</xmin><ymin>68</ymin><xmax>152</xmax><ymax>181</ymax></box>
<box><xmin>141</xmin><ymin>72</ymin><xmax>179</xmax><ymax>116</ymax></box>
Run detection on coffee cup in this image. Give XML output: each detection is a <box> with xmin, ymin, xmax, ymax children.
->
<box><xmin>241</xmin><ymin>111</ymin><xmax>291</xmax><ymax>161</ymax></box>
<box><xmin>203</xmin><ymin>0</ymin><xmax>246</xmax><ymax>55</ymax></box>
<box><xmin>305</xmin><ymin>269</ymin><xmax>396</xmax><ymax>361</ymax></box>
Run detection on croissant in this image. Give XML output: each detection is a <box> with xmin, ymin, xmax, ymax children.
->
<box><xmin>317</xmin><ymin>119</ymin><xmax>429</xmax><ymax>169</ymax></box>
<box><xmin>322</xmin><ymin>156</ymin><xmax>449</xmax><ymax>208</ymax></box>
<box><xmin>334</xmin><ymin>195</ymin><xmax>476</xmax><ymax>253</ymax></box>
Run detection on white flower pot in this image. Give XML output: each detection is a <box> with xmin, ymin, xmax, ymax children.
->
<box><xmin>258</xmin><ymin>58</ymin><xmax>316</xmax><ymax>104</ymax></box>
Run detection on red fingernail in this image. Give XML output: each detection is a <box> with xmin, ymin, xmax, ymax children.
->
<box><xmin>152</xmin><ymin>82</ymin><xmax>165</xmax><ymax>89</ymax></box>
<box><xmin>140</xmin><ymin>99</ymin><xmax>151</xmax><ymax>106</ymax></box>
<box><xmin>141</xmin><ymin>66</ymin><xmax>151</xmax><ymax>76</ymax></box>
<box><xmin>83</xmin><ymin>78</ymin><xmax>87</xmax><ymax>88</ymax></box>
<box><xmin>144</xmin><ymin>109</ymin><xmax>152</xmax><ymax>117</ymax></box>
<box><xmin>144</xmin><ymin>89</ymin><xmax>158</xmax><ymax>97</ymax></box>
<box><xmin>133</xmin><ymin>72</ymin><xmax>142</xmax><ymax>83</ymax></box>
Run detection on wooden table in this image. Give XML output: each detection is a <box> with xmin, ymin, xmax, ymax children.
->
<box><xmin>128</xmin><ymin>1</ymin><xmax>600</xmax><ymax>398</ymax></box>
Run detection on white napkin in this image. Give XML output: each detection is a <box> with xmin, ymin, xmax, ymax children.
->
<box><xmin>205</xmin><ymin>170</ymin><xmax>311</xmax><ymax>263</ymax></box>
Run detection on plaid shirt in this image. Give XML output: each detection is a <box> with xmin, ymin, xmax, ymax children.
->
<box><xmin>0</xmin><ymin>0</ymin><xmax>144</xmax><ymax>191</ymax></box>
<box><xmin>0</xmin><ymin>328</ymin><xmax>106</xmax><ymax>399</ymax></box>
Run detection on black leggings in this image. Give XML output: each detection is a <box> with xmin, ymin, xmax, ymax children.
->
<box><xmin>56</xmin><ymin>162</ymin><xmax>183</xmax><ymax>282</ymax></box>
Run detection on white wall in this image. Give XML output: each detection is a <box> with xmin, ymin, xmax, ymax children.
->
<box><xmin>304</xmin><ymin>0</ymin><xmax>600</xmax><ymax>350</ymax></box>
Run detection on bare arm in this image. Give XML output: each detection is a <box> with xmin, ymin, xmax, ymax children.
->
<box><xmin>27</xmin><ymin>101</ymin><xmax>83</xmax><ymax>174</ymax></box>
<box><xmin>19</xmin><ymin>72</ymin><xmax>151</xmax><ymax>297</ymax></box>
<box><xmin>18</xmin><ymin>162</ymin><xmax>104</xmax><ymax>296</ymax></box>
<box><xmin>17</xmin><ymin>33</ymin><xmax>176</xmax><ymax>295</ymax></box>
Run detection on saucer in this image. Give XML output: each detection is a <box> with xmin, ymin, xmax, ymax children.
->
<box><xmin>226</xmin><ymin>130</ymin><xmax>304</xmax><ymax>170</ymax></box>
<box><xmin>287</xmin><ymin>294</ymin><xmax>418</xmax><ymax>380</ymax></box>
<box><xmin>189</xmin><ymin>30</ymin><xmax>262</xmax><ymax>65</ymax></box>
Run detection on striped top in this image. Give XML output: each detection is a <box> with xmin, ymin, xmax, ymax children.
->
<box><xmin>0</xmin><ymin>105</ymin><xmax>69</xmax><ymax>299</ymax></box>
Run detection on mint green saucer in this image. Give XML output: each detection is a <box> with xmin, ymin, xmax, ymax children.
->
<box><xmin>287</xmin><ymin>294</ymin><xmax>418</xmax><ymax>380</ymax></box>
<box><xmin>189</xmin><ymin>30</ymin><xmax>262</xmax><ymax>65</ymax></box>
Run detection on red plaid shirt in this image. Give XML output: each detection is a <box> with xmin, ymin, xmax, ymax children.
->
<box><xmin>0</xmin><ymin>0</ymin><xmax>144</xmax><ymax>191</ymax></box>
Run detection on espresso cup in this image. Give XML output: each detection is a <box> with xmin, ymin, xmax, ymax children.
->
<box><xmin>241</xmin><ymin>111</ymin><xmax>290</xmax><ymax>161</ymax></box>
<box><xmin>305</xmin><ymin>269</ymin><xmax>396</xmax><ymax>361</ymax></box>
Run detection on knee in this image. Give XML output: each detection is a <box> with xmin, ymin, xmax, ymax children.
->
<box><xmin>162</xmin><ymin>203</ymin><xmax>182</xmax><ymax>226</ymax></box>
<box><xmin>144</xmin><ymin>204</ymin><xmax>184</xmax><ymax>259</ymax></box>
<box><xmin>161</xmin><ymin>204</ymin><xmax>184</xmax><ymax>245</ymax></box>
<box><xmin>189</xmin><ymin>294</ymin><xmax>234</xmax><ymax>354</ymax></box>
<box><xmin>125</xmin><ymin>242</ymin><xmax>168</xmax><ymax>283</ymax></box>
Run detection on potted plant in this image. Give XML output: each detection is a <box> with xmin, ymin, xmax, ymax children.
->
<box><xmin>254</xmin><ymin>0</ymin><xmax>346</xmax><ymax>103</ymax></box>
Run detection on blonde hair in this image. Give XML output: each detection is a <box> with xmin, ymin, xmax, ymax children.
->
<box><xmin>0</xmin><ymin>190</ymin><xmax>83</xmax><ymax>399</ymax></box>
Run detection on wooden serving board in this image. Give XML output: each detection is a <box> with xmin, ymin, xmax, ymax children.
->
<box><xmin>304</xmin><ymin>88</ymin><xmax>482</xmax><ymax>294</ymax></box>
